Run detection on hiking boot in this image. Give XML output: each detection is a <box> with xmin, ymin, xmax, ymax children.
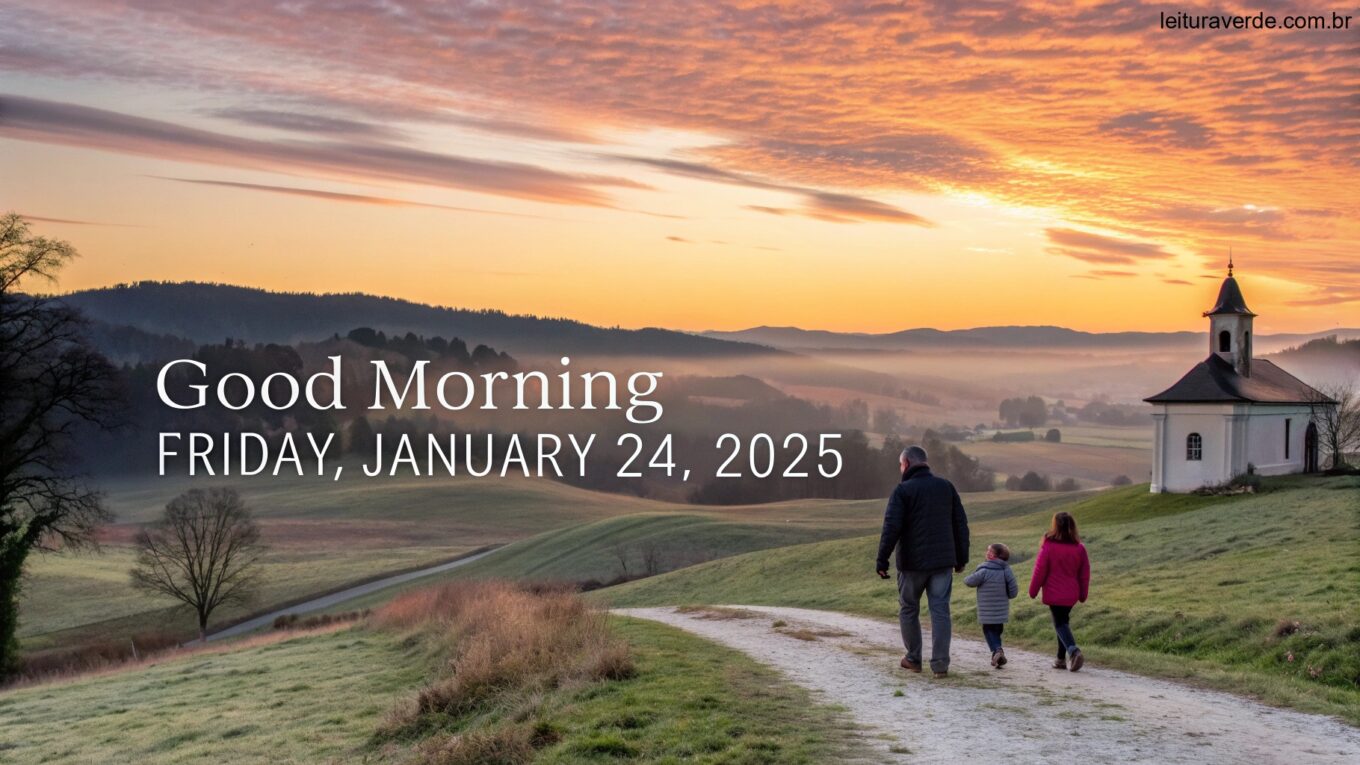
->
<box><xmin>1053</xmin><ymin>657</ymin><xmax>1067</xmax><ymax>670</ymax></box>
<box><xmin>899</xmin><ymin>656</ymin><xmax>922</xmax><ymax>673</ymax></box>
<box><xmin>1068</xmin><ymin>649</ymin><xmax>1085</xmax><ymax>672</ymax></box>
<box><xmin>993</xmin><ymin>649</ymin><xmax>1007</xmax><ymax>668</ymax></box>
<box><xmin>932</xmin><ymin>670</ymin><xmax>948</xmax><ymax>679</ymax></box>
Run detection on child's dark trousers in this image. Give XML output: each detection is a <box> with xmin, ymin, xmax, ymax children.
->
<box><xmin>981</xmin><ymin>623</ymin><xmax>1004</xmax><ymax>653</ymax></box>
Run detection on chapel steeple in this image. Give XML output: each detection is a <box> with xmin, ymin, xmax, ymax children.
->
<box><xmin>1204</xmin><ymin>253</ymin><xmax>1254</xmax><ymax>376</ymax></box>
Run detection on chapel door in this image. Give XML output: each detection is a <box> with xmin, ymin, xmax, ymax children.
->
<box><xmin>1304</xmin><ymin>422</ymin><xmax>1319</xmax><ymax>473</ymax></box>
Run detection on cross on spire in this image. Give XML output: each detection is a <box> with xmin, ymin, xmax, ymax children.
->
<box><xmin>1228</xmin><ymin>248</ymin><xmax>1234</xmax><ymax>277</ymax></box>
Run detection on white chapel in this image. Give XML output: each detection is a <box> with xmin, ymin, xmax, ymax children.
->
<box><xmin>1145</xmin><ymin>262</ymin><xmax>1332</xmax><ymax>493</ymax></box>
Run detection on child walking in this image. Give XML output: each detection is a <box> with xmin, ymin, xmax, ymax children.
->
<box><xmin>964</xmin><ymin>542</ymin><xmax>1019</xmax><ymax>667</ymax></box>
<box><xmin>1028</xmin><ymin>511</ymin><xmax>1091</xmax><ymax>671</ymax></box>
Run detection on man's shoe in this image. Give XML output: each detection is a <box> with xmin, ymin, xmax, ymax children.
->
<box><xmin>899</xmin><ymin>656</ymin><xmax>922</xmax><ymax>672</ymax></box>
<box><xmin>1068</xmin><ymin>649</ymin><xmax>1084</xmax><ymax>672</ymax></box>
<box><xmin>1053</xmin><ymin>657</ymin><xmax>1067</xmax><ymax>670</ymax></box>
<box><xmin>993</xmin><ymin>649</ymin><xmax>1007</xmax><ymax>668</ymax></box>
<box><xmin>932</xmin><ymin>670</ymin><xmax>948</xmax><ymax>679</ymax></box>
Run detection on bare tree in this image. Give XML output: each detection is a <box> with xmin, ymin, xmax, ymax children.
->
<box><xmin>130</xmin><ymin>488</ymin><xmax>265</xmax><ymax>640</ymax></box>
<box><xmin>1</xmin><ymin>213</ymin><xmax>119</xmax><ymax>674</ymax></box>
<box><xmin>1309</xmin><ymin>381</ymin><xmax>1359</xmax><ymax>469</ymax></box>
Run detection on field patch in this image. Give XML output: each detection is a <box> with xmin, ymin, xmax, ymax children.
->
<box><xmin>0</xmin><ymin>628</ymin><xmax>421</xmax><ymax>764</ymax></box>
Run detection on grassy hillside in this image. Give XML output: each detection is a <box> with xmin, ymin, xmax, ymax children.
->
<box><xmin>315</xmin><ymin>512</ymin><xmax>871</xmax><ymax>615</ymax></box>
<box><xmin>282</xmin><ymin>491</ymin><xmax>1073</xmax><ymax>616</ymax></box>
<box><xmin>603</xmin><ymin>476</ymin><xmax>1360</xmax><ymax>724</ymax></box>
<box><xmin>0</xmin><ymin>627</ymin><xmax>423</xmax><ymax>763</ymax></box>
<box><xmin>1</xmin><ymin>598</ymin><xmax>858</xmax><ymax>763</ymax></box>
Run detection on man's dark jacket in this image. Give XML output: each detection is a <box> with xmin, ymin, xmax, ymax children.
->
<box><xmin>876</xmin><ymin>464</ymin><xmax>970</xmax><ymax>572</ymax></box>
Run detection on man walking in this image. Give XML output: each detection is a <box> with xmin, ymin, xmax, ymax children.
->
<box><xmin>875</xmin><ymin>445</ymin><xmax>970</xmax><ymax>677</ymax></box>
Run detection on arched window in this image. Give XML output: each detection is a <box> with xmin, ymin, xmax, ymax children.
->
<box><xmin>1218</xmin><ymin>331</ymin><xmax>1231</xmax><ymax>353</ymax></box>
<box><xmin>1186</xmin><ymin>433</ymin><xmax>1202</xmax><ymax>461</ymax></box>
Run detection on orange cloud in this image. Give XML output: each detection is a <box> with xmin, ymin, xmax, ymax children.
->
<box><xmin>1045</xmin><ymin>228</ymin><xmax>1173</xmax><ymax>265</ymax></box>
<box><xmin>151</xmin><ymin>177</ymin><xmax>546</xmax><ymax>218</ymax></box>
<box><xmin>0</xmin><ymin>0</ymin><xmax>1355</xmax><ymax>317</ymax></box>
<box><xmin>0</xmin><ymin>95</ymin><xmax>640</xmax><ymax>206</ymax></box>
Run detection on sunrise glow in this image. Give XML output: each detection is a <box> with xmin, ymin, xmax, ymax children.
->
<box><xmin>1</xmin><ymin>1</ymin><xmax>1355</xmax><ymax>333</ymax></box>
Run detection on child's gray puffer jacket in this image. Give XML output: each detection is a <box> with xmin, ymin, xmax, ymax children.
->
<box><xmin>964</xmin><ymin>558</ymin><xmax>1018</xmax><ymax>624</ymax></box>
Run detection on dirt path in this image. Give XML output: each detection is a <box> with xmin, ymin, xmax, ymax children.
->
<box><xmin>617</xmin><ymin>605</ymin><xmax>1360</xmax><ymax>765</ymax></box>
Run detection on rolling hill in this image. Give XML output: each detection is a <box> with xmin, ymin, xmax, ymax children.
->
<box><xmin>56</xmin><ymin>282</ymin><xmax>782</xmax><ymax>358</ymax></box>
<box><xmin>701</xmin><ymin>324</ymin><xmax>1360</xmax><ymax>353</ymax></box>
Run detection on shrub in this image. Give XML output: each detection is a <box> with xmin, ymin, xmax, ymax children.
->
<box><xmin>373</xmin><ymin>581</ymin><xmax>633</xmax><ymax>745</ymax></box>
<box><xmin>272</xmin><ymin>610</ymin><xmax>369</xmax><ymax>631</ymax></box>
<box><xmin>1111</xmin><ymin>474</ymin><xmax>1132</xmax><ymax>486</ymax></box>
<box><xmin>1055</xmin><ymin>477</ymin><xmax>1080</xmax><ymax>492</ymax></box>
<box><xmin>1045</xmin><ymin>428</ymin><xmax>1062</xmax><ymax>443</ymax></box>
<box><xmin>992</xmin><ymin>430</ymin><xmax>1036</xmax><ymax>443</ymax></box>
<box><xmin>1194</xmin><ymin>472</ymin><xmax>1263</xmax><ymax>496</ymax></box>
<box><xmin>1006</xmin><ymin>470</ymin><xmax>1052</xmax><ymax>491</ymax></box>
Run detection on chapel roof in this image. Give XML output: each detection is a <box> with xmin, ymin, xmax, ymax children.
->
<box><xmin>1145</xmin><ymin>354</ymin><xmax>1333</xmax><ymax>404</ymax></box>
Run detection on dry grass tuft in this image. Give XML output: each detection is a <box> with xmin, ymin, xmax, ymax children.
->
<box><xmin>416</xmin><ymin>726</ymin><xmax>537</xmax><ymax>765</ymax></box>
<box><xmin>13</xmin><ymin>630</ymin><xmax>183</xmax><ymax>683</ymax></box>
<box><xmin>373</xmin><ymin>581</ymin><xmax>633</xmax><ymax>745</ymax></box>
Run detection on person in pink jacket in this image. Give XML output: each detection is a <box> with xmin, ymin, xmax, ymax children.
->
<box><xmin>1028</xmin><ymin>511</ymin><xmax>1091</xmax><ymax>671</ymax></box>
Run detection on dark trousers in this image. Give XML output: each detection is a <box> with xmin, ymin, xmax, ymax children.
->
<box><xmin>897</xmin><ymin>568</ymin><xmax>953</xmax><ymax>673</ymax></box>
<box><xmin>1049</xmin><ymin>604</ymin><xmax>1079</xmax><ymax>658</ymax></box>
<box><xmin>981</xmin><ymin>623</ymin><xmax>1004</xmax><ymax>653</ymax></box>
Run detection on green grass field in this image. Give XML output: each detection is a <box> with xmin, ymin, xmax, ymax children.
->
<box><xmin>0</xmin><ymin>628</ymin><xmax>424</xmax><ymax>763</ymax></box>
<box><xmin>18</xmin><ymin>544</ymin><xmax>472</xmax><ymax>649</ymax></box>
<box><xmin>603</xmin><ymin>476</ymin><xmax>1360</xmax><ymax>724</ymax></box>
<box><xmin>0</xmin><ymin>617</ymin><xmax>858</xmax><ymax>764</ymax></box>
<box><xmin>297</xmin><ymin>491</ymin><xmax>1076</xmax><ymax>615</ymax></box>
<box><xmin>18</xmin><ymin>473</ymin><xmax>669</xmax><ymax>651</ymax></box>
<box><xmin>19</xmin><ymin>471</ymin><xmax>1040</xmax><ymax>652</ymax></box>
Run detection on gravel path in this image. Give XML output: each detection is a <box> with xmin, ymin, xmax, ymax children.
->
<box><xmin>618</xmin><ymin>605</ymin><xmax>1360</xmax><ymax>765</ymax></box>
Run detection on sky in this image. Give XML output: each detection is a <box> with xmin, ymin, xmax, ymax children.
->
<box><xmin>1</xmin><ymin>0</ymin><xmax>1356</xmax><ymax>334</ymax></box>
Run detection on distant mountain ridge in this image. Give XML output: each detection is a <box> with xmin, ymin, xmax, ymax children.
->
<box><xmin>700</xmin><ymin>324</ymin><xmax>1360</xmax><ymax>352</ymax></box>
<box><xmin>57</xmin><ymin>282</ymin><xmax>1356</xmax><ymax>359</ymax></box>
<box><xmin>58</xmin><ymin>282</ymin><xmax>781</xmax><ymax>358</ymax></box>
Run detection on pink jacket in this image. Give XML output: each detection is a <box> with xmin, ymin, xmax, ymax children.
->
<box><xmin>1028</xmin><ymin>538</ymin><xmax>1090</xmax><ymax>607</ymax></box>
